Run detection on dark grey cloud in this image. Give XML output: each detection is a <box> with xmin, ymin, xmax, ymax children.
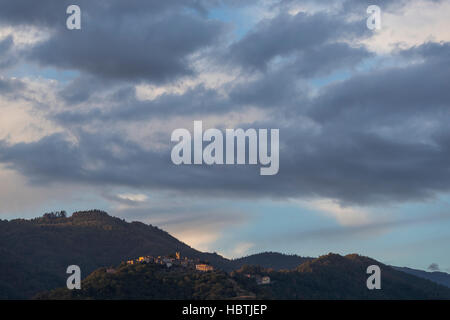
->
<box><xmin>0</xmin><ymin>0</ymin><xmax>66</xmax><ymax>27</ymax></box>
<box><xmin>36</xmin><ymin>0</ymin><xmax>374</xmax><ymax>111</ymax></box>
<box><xmin>227</xmin><ymin>43</ymin><xmax>371</xmax><ymax>110</ymax></box>
<box><xmin>229</xmin><ymin>67</ymin><xmax>306</xmax><ymax>109</ymax></box>
<box><xmin>3</xmin><ymin>37</ymin><xmax>450</xmax><ymax>206</ymax></box>
<box><xmin>0</xmin><ymin>35</ymin><xmax>18</xmax><ymax>69</ymax></box>
<box><xmin>401</xmin><ymin>41</ymin><xmax>450</xmax><ymax>63</ymax></box>
<box><xmin>309</xmin><ymin>42</ymin><xmax>450</xmax><ymax>125</ymax></box>
<box><xmin>51</xmin><ymin>43</ymin><xmax>371</xmax><ymax>123</ymax></box>
<box><xmin>1</xmin><ymin>0</ymin><xmax>449</xmax><ymax>207</ymax></box>
<box><xmin>282</xmin><ymin>129</ymin><xmax>450</xmax><ymax>204</ymax></box>
<box><xmin>228</xmin><ymin>10</ymin><xmax>369</xmax><ymax>72</ymax></box>
<box><xmin>0</xmin><ymin>1</ymin><xmax>230</xmax><ymax>83</ymax></box>
<box><xmin>0</xmin><ymin>130</ymin><xmax>263</xmax><ymax>192</ymax></box>
<box><xmin>57</xmin><ymin>75</ymin><xmax>117</xmax><ymax>105</ymax></box>
<box><xmin>28</xmin><ymin>12</ymin><xmax>225</xmax><ymax>83</ymax></box>
<box><xmin>290</xmin><ymin>42</ymin><xmax>371</xmax><ymax>78</ymax></box>
<box><xmin>0</xmin><ymin>0</ymin><xmax>228</xmax><ymax>27</ymax></box>
<box><xmin>1</xmin><ymin>116</ymin><xmax>450</xmax><ymax>206</ymax></box>
<box><xmin>53</xmin><ymin>84</ymin><xmax>231</xmax><ymax>125</ymax></box>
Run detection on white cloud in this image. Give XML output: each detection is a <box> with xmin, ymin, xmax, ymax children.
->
<box><xmin>0</xmin><ymin>77</ymin><xmax>63</xmax><ymax>144</ymax></box>
<box><xmin>300</xmin><ymin>198</ymin><xmax>373</xmax><ymax>226</ymax></box>
<box><xmin>229</xmin><ymin>242</ymin><xmax>254</xmax><ymax>258</ymax></box>
<box><xmin>0</xmin><ymin>25</ymin><xmax>50</xmax><ymax>47</ymax></box>
<box><xmin>135</xmin><ymin>71</ymin><xmax>237</xmax><ymax>101</ymax></box>
<box><xmin>0</xmin><ymin>165</ymin><xmax>81</xmax><ymax>216</ymax></box>
<box><xmin>172</xmin><ymin>230</ymin><xmax>220</xmax><ymax>252</ymax></box>
<box><xmin>362</xmin><ymin>0</ymin><xmax>450</xmax><ymax>53</ymax></box>
<box><xmin>117</xmin><ymin>193</ymin><xmax>148</xmax><ymax>203</ymax></box>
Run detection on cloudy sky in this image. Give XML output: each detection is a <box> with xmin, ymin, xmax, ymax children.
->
<box><xmin>0</xmin><ymin>0</ymin><xmax>450</xmax><ymax>271</ymax></box>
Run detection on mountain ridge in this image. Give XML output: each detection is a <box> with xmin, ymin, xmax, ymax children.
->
<box><xmin>392</xmin><ymin>266</ymin><xmax>450</xmax><ymax>288</ymax></box>
<box><xmin>0</xmin><ymin>210</ymin><xmax>311</xmax><ymax>298</ymax></box>
<box><xmin>36</xmin><ymin>252</ymin><xmax>450</xmax><ymax>300</ymax></box>
<box><xmin>1</xmin><ymin>210</ymin><xmax>449</xmax><ymax>299</ymax></box>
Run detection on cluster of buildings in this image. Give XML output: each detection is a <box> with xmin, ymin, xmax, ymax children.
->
<box><xmin>114</xmin><ymin>252</ymin><xmax>270</xmax><ymax>286</ymax></box>
<box><xmin>124</xmin><ymin>252</ymin><xmax>214</xmax><ymax>272</ymax></box>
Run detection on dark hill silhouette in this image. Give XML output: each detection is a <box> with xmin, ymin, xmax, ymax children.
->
<box><xmin>279</xmin><ymin>253</ymin><xmax>450</xmax><ymax>299</ymax></box>
<box><xmin>0</xmin><ymin>210</ymin><xmax>227</xmax><ymax>298</ymax></box>
<box><xmin>230</xmin><ymin>252</ymin><xmax>312</xmax><ymax>271</ymax></box>
<box><xmin>0</xmin><ymin>210</ymin><xmax>310</xmax><ymax>298</ymax></box>
<box><xmin>35</xmin><ymin>263</ymin><xmax>252</xmax><ymax>300</ymax></box>
<box><xmin>392</xmin><ymin>266</ymin><xmax>450</xmax><ymax>288</ymax></box>
<box><xmin>231</xmin><ymin>253</ymin><xmax>450</xmax><ymax>299</ymax></box>
<box><xmin>2</xmin><ymin>210</ymin><xmax>449</xmax><ymax>299</ymax></box>
<box><xmin>36</xmin><ymin>253</ymin><xmax>450</xmax><ymax>300</ymax></box>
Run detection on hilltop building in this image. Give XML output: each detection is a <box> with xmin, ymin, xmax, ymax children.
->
<box><xmin>255</xmin><ymin>275</ymin><xmax>271</xmax><ymax>285</ymax></box>
<box><xmin>195</xmin><ymin>264</ymin><xmax>214</xmax><ymax>272</ymax></box>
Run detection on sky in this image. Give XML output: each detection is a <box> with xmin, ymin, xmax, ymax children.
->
<box><xmin>0</xmin><ymin>0</ymin><xmax>450</xmax><ymax>272</ymax></box>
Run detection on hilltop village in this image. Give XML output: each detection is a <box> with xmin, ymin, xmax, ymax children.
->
<box><xmin>122</xmin><ymin>252</ymin><xmax>215</xmax><ymax>272</ymax></box>
<box><xmin>110</xmin><ymin>252</ymin><xmax>271</xmax><ymax>285</ymax></box>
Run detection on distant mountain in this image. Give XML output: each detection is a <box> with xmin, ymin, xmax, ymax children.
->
<box><xmin>2</xmin><ymin>210</ymin><xmax>449</xmax><ymax>300</ymax></box>
<box><xmin>36</xmin><ymin>253</ymin><xmax>450</xmax><ymax>300</ymax></box>
<box><xmin>272</xmin><ymin>253</ymin><xmax>450</xmax><ymax>299</ymax></box>
<box><xmin>0</xmin><ymin>210</ymin><xmax>228</xmax><ymax>299</ymax></box>
<box><xmin>0</xmin><ymin>210</ymin><xmax>313</xmax><ymax>299</ymax></box>
<box><xmin>230</xmin><ymin>252</ymin><xmax>312</xmax><ymax>270</ymax></box>
<box><xmin>392</xmin><ymin>266</ymin><xmax>450</xmax><ymax>288</ymax></box>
